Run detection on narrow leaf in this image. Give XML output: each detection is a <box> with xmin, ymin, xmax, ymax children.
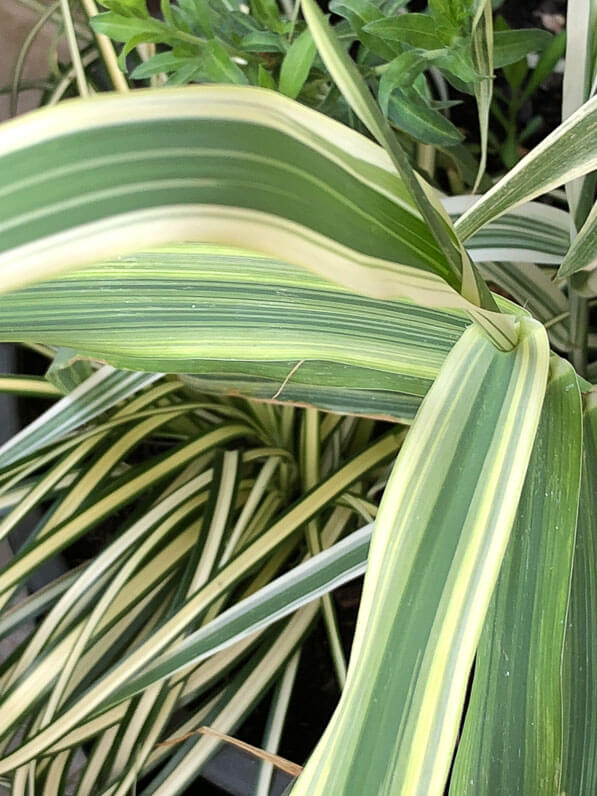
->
<box><xmin>456</xmin><ymin>94</ymin><xmax>597</xmax><ymax>240</ymax></box>
<box><xmin>0</xmin><ymin>247</ymin><xmax>472</xmax><ymax>423</ymax></box>
<box><xmin>279</xmin><ymin>28</ymin><xmax>316</xmax><ymax>98</ymax></box>
<box><xmin>558</xmin><ymin>199</ymin><xmax>597</xmax><ymax>277</ymax></box>
<box><xmin>493</xmin><ymin>29</ymin><xmax>552</xmax><ymax>69</ymax></box>
<box><xmin>0</xmin><ymin>367</ymin><xmax>161</xmax><ymax>469</ymax></box>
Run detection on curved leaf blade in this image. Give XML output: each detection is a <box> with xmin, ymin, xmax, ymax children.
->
<box><xmin>300</xmin><ymin>0</ymin><xmax>512</xmax><ymax>339</ymax></box>
<box><xmin>0</xmin><ymin>247</ymin><xmax>472</xmax><ymax>423</ymax></box>
<box><xmin>558</xmin><ymin>199</ymin><xmax>597</xmax><ymax>278</ymax></box>
<box><xmin>456</xmin><ymin>94</ymin><xmax>597</xmax><ymax>240</ymax></box>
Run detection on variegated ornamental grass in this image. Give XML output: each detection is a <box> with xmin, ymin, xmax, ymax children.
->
<box><xmin>0</xmin><ymin>0</ymin><xmax>596</xmax><ymax>793</ymax></box>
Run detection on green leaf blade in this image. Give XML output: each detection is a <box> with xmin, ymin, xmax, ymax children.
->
<box><xmin>557</xmin><ymin>199</ymin><xmax>597</xmax><ymax>278</ymax></box>
<box><xmin>279</xmin><ymin>28</ymin><xmax>316</xmax><ymax>99</ymax></box>
<box><xmin>292</xmin><ymin>316</ymin><xmax>550</xmax><ymax>795</ymax></box>
<box><xmin>456</xmin><ymin>94</ymin><xmax>597</xmax><ymax>240</ymax></box>
<box><xmin>561</xmin><ymin>392</ymin><xmax>597</xmax><ymax>796</ymax></box>
<box><xmin>450</xmin><ymin>356</ymin><xmax>583</xmax><ymax>795</ymax></box>
<box><xmin>0</xmin><ymin>246</ymin><xmax>473</xmax><ymax>423</ymax></box>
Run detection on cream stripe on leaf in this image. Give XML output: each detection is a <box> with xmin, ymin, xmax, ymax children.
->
<box><xmin>0</xmin><ymin>87</ymin><xmax>439</xmax><ymax>285</ymax></box>
<box><xmin>0</xmin><ymin>248</ymin><xmax>526</xmax><ymax>424</ymax></box>
<box><xmin>291</xmin><ymin>317</ymin><xmax>549</xmax><ymax>796</ymax></box>
<box><xmin>450</xmin><ymin>356</ymin><xmax>582</xmax><ymax>794</ymax></box>
<box><xmin>0</xmin><ymin>85</ymin><xmax>516</xmax><ymax>349</ymax></box>
<box><xmin>0</xmin><ymin>432</ymin><xmax>399</xmax><ymax>771</ymax></box>
<box><xmin>443</xmin><ymin>196</ymin><xmax>571</xmax><ymax>264</ymax></box>
<box><xmin>0</xmin><ymin>247</ymin><xmax>466</xmax><ymax>422</ymax></box>
<box><xmin>456</xmin><ymin>94</ymin><xmax>597</xmax><ymax>241</ymax></box>
<box><xmin>299</xmin><ymin>0</ymin><xmax>521</xmax><ymax>352</ymax></box>
<box><xmin>0</xmin><ymin>375</ymin><xmax>61</xmax><ymax>398</ymax></box>
<box><xmin>558</xmin><ymin>199</ymin><xmax>597</xmax><ymax>278</ymax></box>
<box><xmin>0</xmin><ymin>366</ymin><xmax>161</xmax><ymax>469</ymax></box>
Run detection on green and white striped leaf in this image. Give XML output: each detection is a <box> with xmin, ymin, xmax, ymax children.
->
<box><xmin>0</xmin><ymin>247</ymin><xmax>474</xmax><ymax>424</ymax></box>
<box><xmin>139</xmin><ymin>610</ymin><xmax>313</xmax><ymax>795</ymax></box>
<box><xmin>300</xmin><ymin>0</ymin><xmax>516</xmax><ymax>350</ymax></box>
<box><xmin>93</xmin><ymin>522</ymin><xmax>372</xmax><ymax>706</ymax></box>
<box><xmin>450</xmin><ymin>356</ymin><xmax>582</xmax><ymax>794</ymax></box>
<box><xmin>478</xmin><ymin>261</ymin><xmax>570</xmax><ymax>351</ymax></box>
<box><xmin>562</xmin><ymin>0</ymin><xmax>597</xmax><ymax>225</ymax></box>
<box><xmin>0</xmin><ymin>366</ymin><xmax>161</xmax><ymax>469</ymax></box>
<box><xmin>0</xmin><ymin>430</ymin><xmax>400</xmax><ymax>772</ymax></box>
<box><xmin>471</xmin><ymin>0</ymin><xmax>493</xmax><ymax>191</ymax></box>
<box><xmin>561</xmin><ymin>392</ymin><xmax>597</xmax><ymax>795</ymax></box>
<box><xmin>558</xmin><ymin>199</ymin><xmax>597</xmax><ymax>278</ymax></box>
<box><xmin>291</xmin><ymin>317</ymin><xmax>549</xmax><ymax>796</ymax></box>
<box><xmin>0</xmin><ymin>84</ymin><xmax>499</xmax><ymax>321</ymax></box>
<box><xmin>456</xmin><ymin>94</ymin><xmax>597</xmax><ymax>240</ymax></box>
<box><xmin>444</xmin><ymin>196</ymin><xmax>570</xmax><ymax>265</ymax></box>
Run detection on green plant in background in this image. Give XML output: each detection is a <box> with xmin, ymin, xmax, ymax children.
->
<box><xmin>0</xmin><ymin>0</ymin><xmax>596</xmax><ymax>794</ymax></box>
<box><xmin>88</xmin><ymin>0</ymin><xmax>556</xmax><ymax>181</ymax></box>
<box><xmin>489</xmin><ymin>15</ymin><xmax>566</xmax><ymax>168</ymax></box>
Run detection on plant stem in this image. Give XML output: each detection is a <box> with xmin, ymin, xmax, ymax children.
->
<box><xmin>10</xmin><ymin>0</ymin><xmax>92</xmax><ymax>38</ymax></box>
<box><xmin>79</xmin><ymin>0</ymin><xmax>129</xmax><ymax>92</ymax></box>
<box><xmin>59</xmin><ymin>0</ymin><xmax>89</xmax><ymax>97</ymax></box>
<box><xmin>11</xmin><ymin>0</ymin><xmax>60</xmax><ymax>116</ymax></box>
<box><xmin>301</xmin><ymin>408</ymin><xmax>347</xmax><ymax>688</ymax></box>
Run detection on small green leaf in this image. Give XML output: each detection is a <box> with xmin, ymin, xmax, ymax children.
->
<box><xmin>363</xmin><ymin>13</ymin><xmax>442</xmax><ymax>51</ymax></box>
<box><xmin>493</xmin><ymin>29</ymin><xmax>552</xmax><ymax>69</ymax></box>
<box><xmin>257</xmin><ymin>64</ymin><xmax>277</xmax><ymax>89</ymax></box>
<box><xmin>433</xmin><ymin>42</ymin><xmax>486</xmax><ymax>84</ymax></box>
<box><xmin>521</xmin><ymin>30</ymin><xmax>566</xmax><ymax>102</ymax></box>
<box><xmin>558</xmin><ymin>199</ymin><xmax>597</xmax><ymax>278</ymax></box>
<box><xmin>250</xmin><ymin>0</ymin><xmax>284</xmax><ymax>34</ymax></box>
<box><xmin>90</xmin><ymin>11</ymin><xmax>170</xmax><ymax>43</ymax></box>
<box><xmin>97</xmin><ymin>0</ymin><xmax>148</xmax><ymax>18</ymax></box>
<box><xmin>168</xmin><ymin>62</ymin><xmax>202</xmax><ymax>84</ymax></box>
<box><xmin>330</xmin><ymin>0</ymin><xmax>398</xmax><ymax>59</ymax></box>
<box><xmin>241</xmin><ymin>30</ymin><xmax>287</xmax><ymax>52</ymax></box>
<box><xmin>178</xmin><ymin>0</ymin><xmax>216</xmax><ymax>37</ymax></box>
<box><xmin>378</xmin><ymin>51</ymin><xmax>432</xmax><ymax>111</ymax></box>
<box><xmin>131</xmin><ymin>51</ymin><xmax>197</xmax><ymax>79</ymax></box>
<box><xmin>200</xmin><ymin>40</ymin><xmax>248</xmax><ymax>84</ymax></box>
<box><xmin>279</xmin><ymin>28</ymin><xmax>316</xmax><ymax>98</ymax></box>
<box><xmin>471</xmin><ymin>0</ymin><xmax>493</xmax><ymax>191</ymax></box>
<box><xmin>387</xmin><ymin>88</ymin><xmax>464</xmax><ymax>146</ymax></box>
<box><xmin>429</xmin><ymin>0</ymin><xmax>471</xmax><ymax>46</ymax></box>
